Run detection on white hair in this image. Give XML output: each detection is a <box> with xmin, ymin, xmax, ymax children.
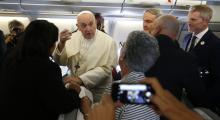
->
<box><xmin>76</xmin><ymin>11</ymin><xmax>94</xmax><ymax>20</ymax></box>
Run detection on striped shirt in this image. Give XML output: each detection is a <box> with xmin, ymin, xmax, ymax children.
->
<box><xmin>106</xmin><ymin>71</ymin><xmax>160</xmax><ymax>120</ymax></box>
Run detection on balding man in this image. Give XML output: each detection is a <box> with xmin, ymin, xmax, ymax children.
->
<box><xmin>147</xmin><ymin>15</ymin><xmax>207</xmax><ymax>108</ymax></box>
<box><xmin>143</xmin><ymin>8</ymin><xmax>162</xmax><ymax>33</ymax></box>
<box><xmin>53</xmin><ymin>11</ymin><xmax>117</xmax><ymax>103</ymax></box>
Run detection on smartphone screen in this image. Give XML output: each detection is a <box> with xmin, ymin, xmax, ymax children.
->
<box><xmin>112</xmin><ymin>83</ymin><xmax>154</xmax><ymax>104</ymax></box>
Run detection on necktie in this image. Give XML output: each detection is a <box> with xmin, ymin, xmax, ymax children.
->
<box><xmin>188</xmin><ymin>35</ymin><xmax>197</xmax><ymax>52</ymax></box>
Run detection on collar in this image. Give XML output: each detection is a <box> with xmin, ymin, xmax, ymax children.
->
<box><xmin>82</xmin><ymin>37</ymin><xmax>94</xmax><ymax>45</ymax></box>
<box><xmin>121</xmin><ymin>71</ymin><xmax>145</xmax><ymax>83</ymax></box>
<box><xmin>194</xmin><ymin>27</ymin><xmax>209</xmax><ymax>40</ymax></box>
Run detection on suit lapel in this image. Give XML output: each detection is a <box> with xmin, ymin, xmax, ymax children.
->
<box><xmin>184</xmin><ymin>33</ymin><xmax>192</xmax><ymax>51</ymax></box>
<box><xmin>193</xmin><ymin>30</ymin><xmax>210</xmax><ymax>50</ymax></box>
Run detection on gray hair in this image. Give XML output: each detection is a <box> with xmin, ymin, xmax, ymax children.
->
<box><xmin>144</xmin><ymin>8</ymin><xmax>162</xmax><ymax>18</ymax></box>
<box><xmin>190</xmin><ymin>5</ymin><xmax>213</xmax><ymax>21</ymax></box>
<box><xmin>122</xmin><ymin>31</ymin><xmax>160</xmax><ymax>72</ymax></box>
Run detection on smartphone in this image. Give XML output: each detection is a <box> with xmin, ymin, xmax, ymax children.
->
<box><xmin>111</xmin><ymin>83</ymin><xmax>154</xmax><ymax>104</ymax></box>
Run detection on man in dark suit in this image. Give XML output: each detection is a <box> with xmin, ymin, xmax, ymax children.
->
<box><xmin>183</xmin><ymin>5</ymin><xmax>220</xmax><ymax>115</ymax></box>
<box><xmin>146</xmin><ymin>15</ymin><xmax>207</xmax><ymax>108</ymax></box>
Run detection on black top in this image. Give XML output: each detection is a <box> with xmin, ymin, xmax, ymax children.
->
<box><xmin>0</xmin><ymin>30</ymin><xmax>6</xmax><ymax>64</ymax></box>
<box><xmin>146</xmin><ymin>34</ymin><xmax>207</xmax><ymax>107</ymax></box>
<box><xmin>184</xmin><ymin>30</ymin><xmax>220</xmax><ymax>114</ymax></box>
<box><xmin>0</xmin><ymin>57</ymin><xmax>80</xmax><ymax>120</ymax></box>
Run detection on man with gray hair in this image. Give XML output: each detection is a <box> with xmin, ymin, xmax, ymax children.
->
<box><xmin>183</xmin><ymin>5</ymin><xmax>220</xmax><ymax>115</ymax></box>
<box><xmin>147</xmin><ymin>15</ymin><xmax>207</xmax><ymax>109</ymax></box>
<box><xmin>106</xmin><ymin>31</ymin><xmax>160</xmax><ymax>120</ymax></box>
<box><xmin>53</xmin><ymin>11</ymin><xmax>118</xmax><ymax>103</ymax></box>
<box><xmin>143</xmin><ymin>8</ymin><xmax>162</xmax><ymax>33</ymax></box>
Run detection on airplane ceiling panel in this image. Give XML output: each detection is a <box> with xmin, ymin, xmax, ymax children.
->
<box><xmin>0</xmin><ymin>0</ymin><xmax>218</xmax><ymax>18</ymax></box>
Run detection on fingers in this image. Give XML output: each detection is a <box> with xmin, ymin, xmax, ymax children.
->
<box><xmin>81</xmin><ymin>96</ymin><xmax>92</xmax><ymax>115</ymax></box>
<box><xmin>63</xmin><ymin>76</ymin><xmax>81</xmax><ymax>92</ymax></box>
<box><xmin>60</xmin><ymin>29</ymin><xmax>71</xmax><ymax>36</ymax></box>
<box><xmin>69</xmin><ymin>82</ymin><xmax>81</xmax><ymax>93</ymax></box>
<box><xmin>140</xmin><ymin>77</ymin><xmax>164</xmax><ymax>96</ymax></box>
<box><xmin>88</xmin><ymin>99</ymin><xmax>114</xmax><ymax>120</ymax></box>
<box><xmin>63</xmin><ymin>76</ymin><xmax>79</xmax><ymax>84</ymax></box>
<box><xmin>140</xmin><ymin>78</ymin><xmax>174</xmax><ymax>115</ymax></box>
<box><xmin>60</xmin><ymin>29</ymin><xmax>72</xmax><ymax>43</ymax></box>
<box><xmin>60</xmin><ymin>29</ymin><xmax>69</xmax><ymax>34</ymax></box>
<box><xmin>88</xmin><ymin>104</ymin><xmax>99</xmax><ymax>120</ymax></box>
<box><xmin>163</xmin><ymin>90</ymin><xmax>188</xmax><ymax>110</ymax></box>
<box><xmin>100</xmin><ymin>94</ymin><xmax>120</xmax><ymax>109</ymax></box>
<box><xmin>150</xmin><ymin>94</ymin><xmax>168</xmax><ymax>113</ymax></box>
<box><xmin>63</xmin><ymin>76</ymin><xmax>72</xmax><ymax>84</ymax></box>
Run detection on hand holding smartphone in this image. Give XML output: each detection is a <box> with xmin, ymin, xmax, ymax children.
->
<box><xmin>111</xmin><ymin>83</ymin><xmax>154</xmax><ymax>104</ymax></box>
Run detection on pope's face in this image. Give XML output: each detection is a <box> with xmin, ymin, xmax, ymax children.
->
<box><xmin>77</xmin><ymin>13</ymin><xmax>97</xmax><ymax>39</ymax></box>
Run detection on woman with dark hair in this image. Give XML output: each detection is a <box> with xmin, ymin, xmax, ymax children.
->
<box><xmin>0</xmin><ymin>20</ymin><xmax>84</xmax><ymax>120</ymax></box>
<box><xmin>0</xmin><ymin>29</ymin><xmax>6</xmax><ymax>64</ymax></box>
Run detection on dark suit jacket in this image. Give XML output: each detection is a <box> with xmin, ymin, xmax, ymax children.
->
<box><xmin>146</xmin><ymin>34</ymin><xmax>207</xmax><ymax>107</ymax></box>
<box><xmin>0</xmin><ymin>57</ymin><xmax>80</xmax><ymax>120</ymax></box>
<box><xmin>184</xmin><ymin>30</ymin><xmax>220</xmax><ymax>113</ymax></box>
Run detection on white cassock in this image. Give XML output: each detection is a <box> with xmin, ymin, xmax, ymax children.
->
<box><xmin>53</xmin><ymin>30</ymin><xmax>118</xmax><ymax>102</ymax></box>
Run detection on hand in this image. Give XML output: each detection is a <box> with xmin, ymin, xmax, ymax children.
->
<box><xmin>58</xmin><ymin>29</ymin><xmax>72</xmax><ymax>51</ymax></box>
<box><xmin>88</xmin><ymin>94</ymin><xmax>115</xmax><ymax>120</ymax></box>
<box><xmin>140</xmin><ymin>77</ymin><xmax>203</xmax><ymax>120</ymax></box>
<box><xmin>81</xmin><ymin>96</ymin><xmax>92</xmax><ymax>120</ymax></box>
<box><xmin>60</xmin><ymin>29</ymin><xmax>72</xmax><ymax>44</ymax></box>
<box><xmin>63</xmin><ymin>76</ymin><xmax>82</xmax><ymax>93</ymax></box>
<box><xmin>5</xmin><ymin>34</ymin><xmax>16</xmax><ymax>43</ymax></box>
<box><xmin>64</xmin><ymin>76</ymin><xmax>83</xmax><ymax>85</ymax></box>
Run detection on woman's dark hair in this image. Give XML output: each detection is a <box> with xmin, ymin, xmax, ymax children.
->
<box><xmin>0</xmin><ymin>30</ymin><xmax>6</xmax><ymax>63</ymax></box>
<box><xmin>95</xmin><ymin>13</ymin><xmax>105</xmax><ymax>33</ymax></box>
<box><xmin>1</xmin><ymin>20</ymin><xmax>58</xmax><ymax>73</ymax></box>
<box><xmin>19</xmin><ymin>20</ymin><xmax>58</xmax><ymax>58</ymax></box>
<box><xmin>0</xmin><ymin>30</ymin><xmax>4</xmax><ymax>40</ymax></box>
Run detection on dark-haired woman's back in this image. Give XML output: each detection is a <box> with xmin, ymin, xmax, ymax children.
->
<box><xmin>0</xmin><ymin>20</ymin><xmax>80</xmax><ymax>120</ymax></box>
<box><xmin>0</xmin><ymin>30</ymin><xmax>6</xmax><ymax>64</ymax></box>
<box><xmin>1</xmin><ymin>57</ymin><xmax>80</xmax><ymax>120</ymax></box>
